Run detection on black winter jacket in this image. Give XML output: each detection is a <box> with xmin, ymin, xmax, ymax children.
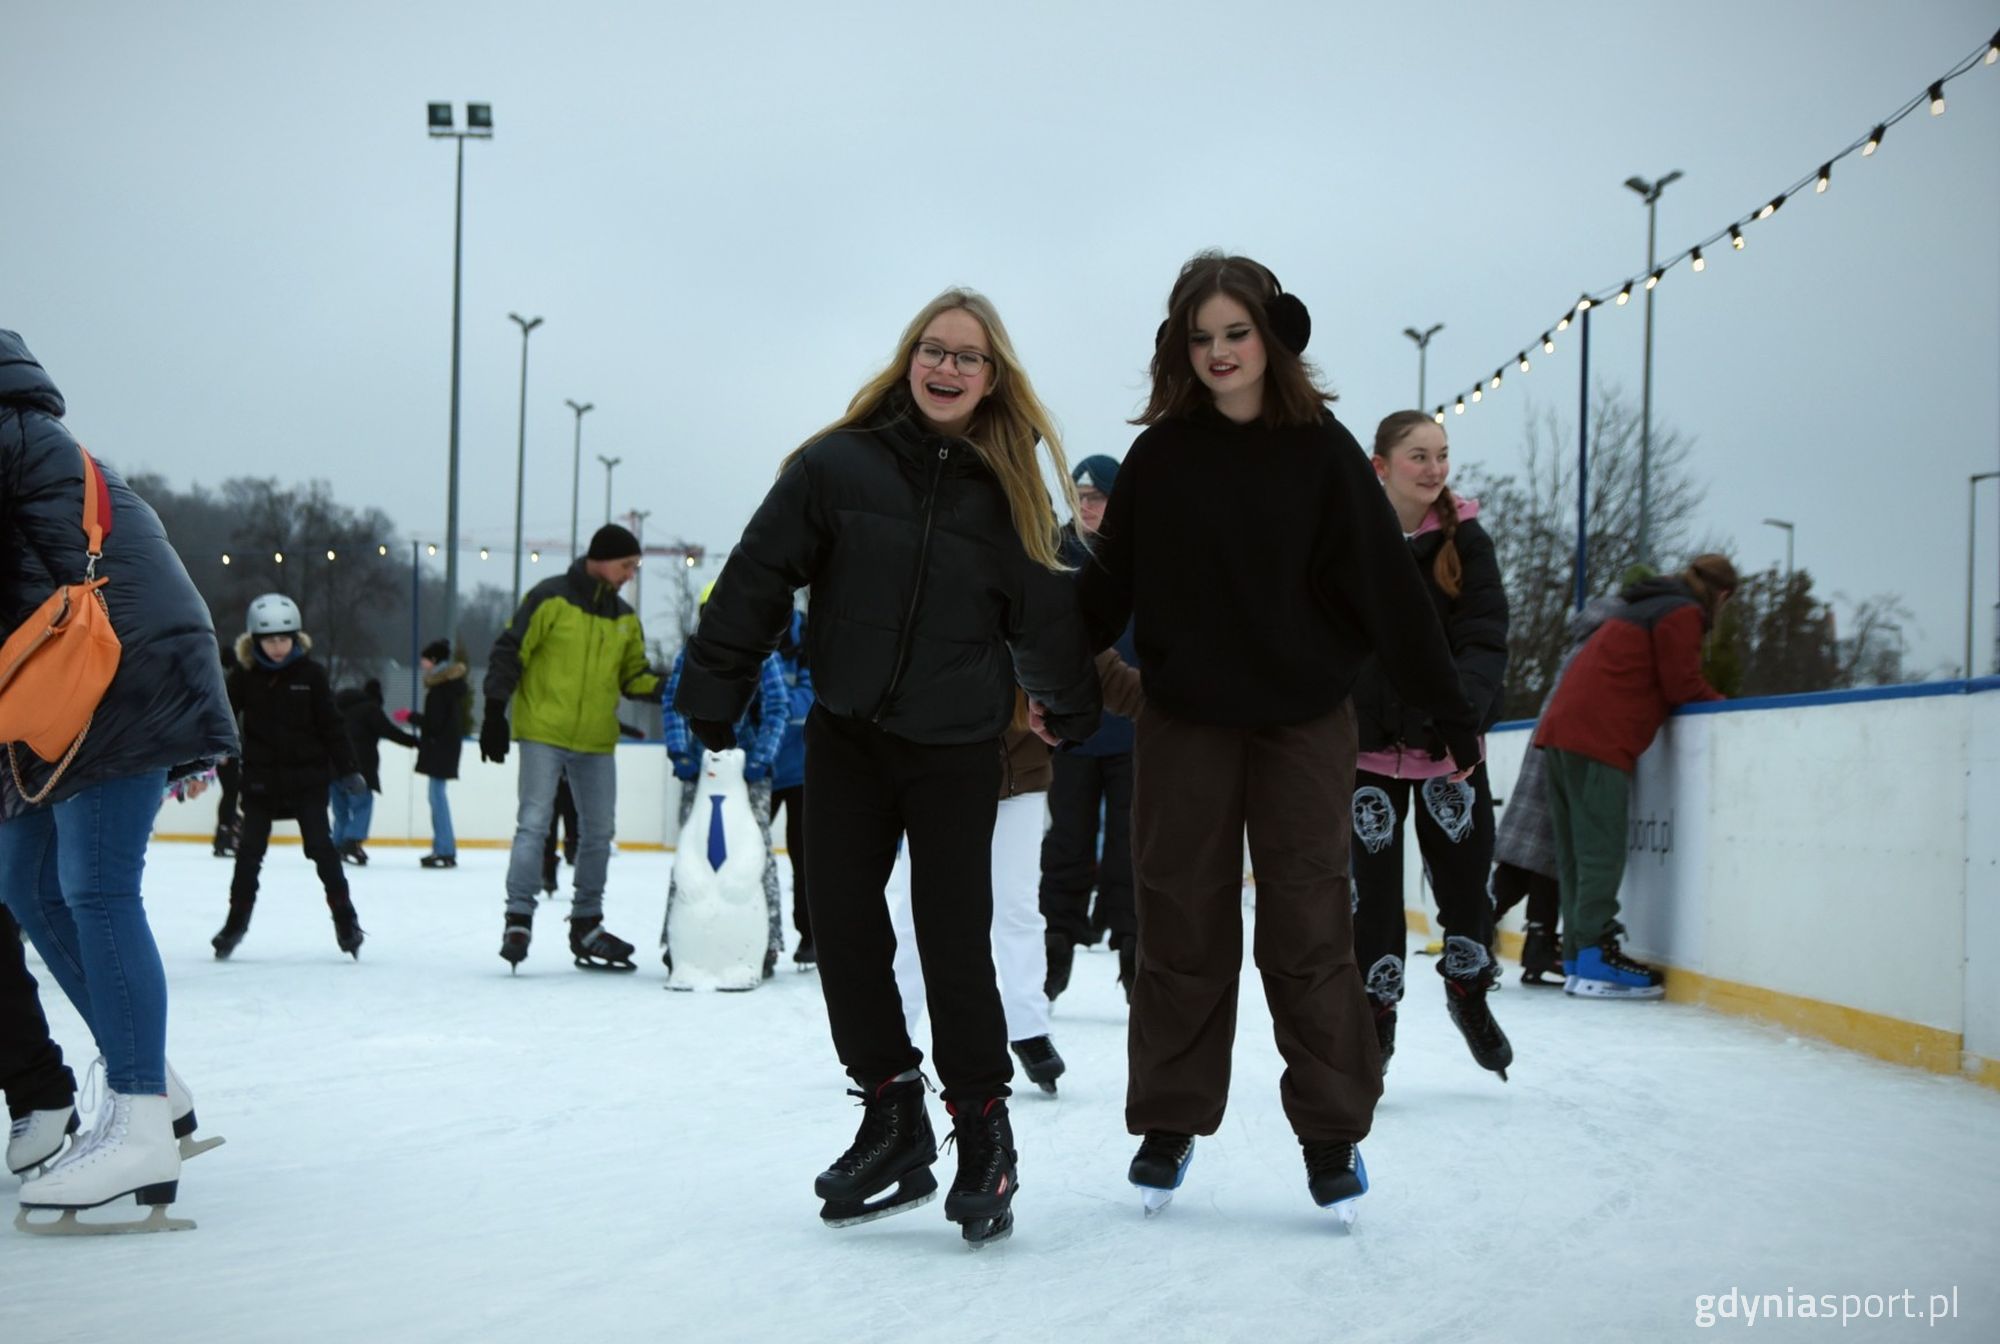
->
<box><xmin>676</xmin><ymin>394</ymin><xmax>1101</xmax><ymax>746</ymax></box>
<box><xmin>227</xmin><ymin>634</ymin><xmax>358</xmax><ymax>810</ymax></box>
<box><xmin>1351</xmin><ymin>505</ymin><xmax>1511</xmax><ymax>757</ymax></box>
<box><xmin>409</xmin><ymin>662</ymin><xmax>470</xmax><ymax>780</ymax></box>
<box><xmin>0</xmin><ymin>331</ymin><xmax>236</xmax><ymax>818</ymax></box>
<box><xmin>336</xmin><ymin>684</ymin><xmax>419</xmax><ymax>793</ymax></box>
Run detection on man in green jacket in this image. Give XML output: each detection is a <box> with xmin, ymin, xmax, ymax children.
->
<box><xmin>482</xmin><ymin>524</ymin><xmax>662</xmax><ymax>971</ymax></box>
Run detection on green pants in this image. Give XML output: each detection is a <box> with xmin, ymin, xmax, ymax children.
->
<box><xmin>1541</xmin><ymin>748</ymin><xmax>1631</xmax><ymax>959</ymax></box>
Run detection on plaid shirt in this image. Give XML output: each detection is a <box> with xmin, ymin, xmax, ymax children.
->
<box><xmin>663</xmin><ymin>650</ymin><xmax>788</xmax><ymax>779</ymax></box>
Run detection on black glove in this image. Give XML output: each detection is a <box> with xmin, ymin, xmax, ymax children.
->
<box><xmin>688</xmin><ymin>717</ymin><xmax>736</xmax><ymax>754</ymax></box>
<box><xmin>337</xmin><ymin>773</ymin><xmax>367</xmax><ymax>796</ymax></box>
<box><xmin>480</xmin><ymin>700</ymin><xmax>511</xmax><ymax>764</ymax></box>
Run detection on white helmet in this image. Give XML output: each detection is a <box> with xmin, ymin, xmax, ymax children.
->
<box><xmin>247</xmin><ymin>593</ymin><xmax>302</xmax><ymax>636</ymax></box>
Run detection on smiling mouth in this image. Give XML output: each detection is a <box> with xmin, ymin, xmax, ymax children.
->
<box><xmin>924</xmin><ymin>381</ymin><xmax>965</xmax><ymax>401</ymax></box>
<box><xmin>1208</xmin><ymin>363</ymin><xmax>1238</xmax><ymax>377</ymax></box>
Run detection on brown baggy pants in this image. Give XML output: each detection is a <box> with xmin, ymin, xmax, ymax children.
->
<box><xmin>1125</xmin><ymin>700</ymin><xmax>1383</xmax><ymax>1142</ymax></box>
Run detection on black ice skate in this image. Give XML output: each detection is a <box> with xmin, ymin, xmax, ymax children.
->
<box><xmin>419</xmin><ymin>853</ymin><xmax>457</xmax><ymax>869</ymax></box>
<box><xmin>1127</xmin><ymin>1131</ymin><xmax>1194</xmax><ymax>1215</ymax></box>
<box><xmin>1010</xmin><ymin>1036</ymin><xmax>1065</xmax><ymax>1095</ymax></box>
<box><xmin>792</xmin><ymin>938</ymin><xmax>817</xmax><ymax>969</ymax></box>
<box><xmin>1439</xmin><ymin>940</ymin><xmax>1512</xmax><ymax>1080</ymax></box>
<box><xmin>500</xmin><ymin>911</ymin><xmax>533</xmax><ymax>971</ymax></box>
<box><xmin>1043</xmin><ymin>931</ymin><xmax>1074</xmax><ymax>1001</ymax></box>
<box><xmin>1372</xmin><ymin>1001</ymin><xmax>1398</xmax><ymax>1077</ymax></box>
<box><xmin>1302</xmin><ymin>1139</ymin><xmax>1368</xmax><ymax>1227</ymax></box>
<box><xmin>210</xmin><ymin>906</ymin><xmax>252</xmax><ymax>960</ymax></box>
<box><xmin>1519</xmin><ymin>921</ymin><xmax>1564</xmax><ymax>986</ymax></box>
<box><xmin>328</xmin><ymin>894</ymin><xmax>364</xmax><ymax>959</ymax></box>
<box><xmin>815</xmin><ymin>1076</ymin><xmax>939</xmax><ymax>1228</ymax></box>
<box><xmin>211</xmin><ymin>823</ymin><xmax>236</xmax><ymax>859</ymax></box>
<box><xmin>340</xmin><ymin>841</ymin><xmax>368</xmax><ymax>867</ymax></box>
<box><xmin>568</xmin><ymin>915</ymin><xmax>636</xmax><ymax>972</ymax></box>
<box><xmin>943</xmin><ymin>1098</ymin><xmax>1017</xmax><ymax>1248</ymax></box>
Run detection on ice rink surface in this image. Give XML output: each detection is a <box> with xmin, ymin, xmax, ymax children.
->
<box><xmin>3</xmin><ymin>842</ymin><xmax>1996</xmax><ymax>1343</ymax></box>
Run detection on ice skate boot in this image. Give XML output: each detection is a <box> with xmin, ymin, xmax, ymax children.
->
<box><xmin>792</xmin><ymin>937</ymin><xmax>817</xmax><ymax>969</ymax></box>
<box><xmin>1302</xmin><ymin>1139</ymin><xmax>1368</xmax><ymax>1227</ymax></box>
<box><xmin>1364</xmin><ymin>954</ymin><xmax>1403</xmax><ymax>1076</ymax></box>
<box><xmin>328</xmin><ymin>892</ymin><xmax>365</xmax><ymax>959</ymax></box>
<box><xmin>1043</xmin><ymin>931</ymin><xmax>1074</xmax><ymax>1001</ymax></box>
<box><xmin>15</xmin><ymin>1091</ymin><xmax>192</xmax><ymax>1236</ymax></box>
<box><xmin>1010</xmin><ymin>1036</ymin><xmax>1065</xmax><ymax>1095</ymax></box>
<box><xmin>166</xmin><ymin>1062</ymin><xmax>225</xmax><ymax>1161</ymax></box>
<box><xmin>210</xmin><ymin>904</ymin><xmax>253</xmax><ymax>960</ymax></box>
<box><xmin>340</xmin><ymin>841</ymin><xmax>368</xmax><ymax>867</ymax></box>
<box><xmin>1568</xmin><ymin>933</ymin><xmax>1665</xmax><ymax>1000</ymax></box>
<box><xmin>1440</xmin><ymin>938</ymin><xmax>1512</xmax><ymax>1079</ymax></box>
<box><xmin>1127</xmin><ymin>1131</ymin><xmax>1194</xmax><ymax>1215</ymax></box>
<box><xmin>7</xmin><ymin>1106</ymin><xmax>78</xmax><ymax>1177</ymax></box>
<box><xmin>211</xmin><ymin>822</ymin><xmax>237</xmax><ymax>859</ymax></box>
<box><xmin>500</xmin><ymin>911</ymin><xmax>533</xmax><ymax>971</ymax></box>
<box><xmin>419</xmin><ymin>853</ymin><xmax>457</xmax><ymax>869</ymax></box>
<box><xmin>1372</xmin><ymin>1002</ymin><xmax>1397</xmax><ymax>1077</ymax></box>
<box><xmin>568</xmin><ymin>915</ymin><xmax>636</xmax><ymax>971</ymax></box>
<box><xmin>943</xmin><ymin>1097</ymin><xmax>1017</xmax><ymax>1248</ymax></box>
<box><xmin>815</xmin><ymin>1075</ymin><xmax>939</xmax><ymax>1227</ymax></box>
<box><xmin>1519</xmin><ymin>920</ymin><xmax>1565</xmax><ymax>986</ymax></box>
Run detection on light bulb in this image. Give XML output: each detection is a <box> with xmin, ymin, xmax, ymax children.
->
<box><xmin>1691</xmin><ymin>248</ymin><xmax>1705</xmax><ymax>272</ymax></box>
<box><xmin>1433</xmin><ymin>410</ymin><xmax>1445</xmax><ymax>424</ymax></box>
<box><xmin>427</xmin><ymin>544</ymin><xmax>437</xmax><ymax>556</ymax></box>
<box><xmin>1471</xmin><ymin>387</ymin><xmax>1483</xmax><ymax>403</ymax></box>
<box><xmin>274</xmin><ymin>552</ymin><xmax>284</xmax><ymax>564</ymax></box>
<box><xmin>1757</xmin><ymin>194</ymin><xmax>1784</xmax><ymax>220</ymax></box>
<box><xmin>1645</xmin><ymin>270</ymin><xmax>1661</xmax><ymax>291</ymax></box>
<box><xmin>1454</xmin><ymin>398</ymin><xmax>1465</xmax><ymax>415</ymax></box>
<box><xmin>1929</xmin><ymin>81</ymin><xmax>1944</xmax><ymax>116</ymax></box>
<box><xmin>1577</xmin><ymin>296</ymin><xmax>1593</xmax><ymax>313</ymax></box>
<box><xmin>1730</xmin><ymin>224</ymin><xmax>1745</xmax><ymax>250</ymax></box>
<box><xmin>1517</xmin><ymin>352</ymin><xmax>1531</xmax><ymax>372</ymax></box>
<box><xmin>479</xmin><ymin>547</ymin><xmax>490</xmax><ymax>560</ymax></box>
<box><xmin>1541</xmin><ymin>333</ymin><xmax>1555</xmax><ymax>353</ymax></box>
<box><xmin>1490</xmin><ymin>371</ymin><xmax>1502</xmax><ymax>390</ymax></box>
<box><xmin>1615</xmin><ymin>285</ymin><xmax>1631</xmax><ymax>306</ymax></box>
<box><xmin>377</xmin><ymin>544</ymin><xmax>387</xmax><ymax>556</ymax></box>
<box><xmin>326</xmin><ymin>549</ymin><xmax>336</xmax><ymax>561</ymax></box>
<box><xmin>1863</xmin><ymin>123</ymin><xmax>1884</xmax><ymax>156</ymax></box>
<box><xmin>1556</xmin><ymin>315</ymin><xmax>1571</xmax><ymax>332</ymax></box>
<box><xmin>1816</xmin><ymin>162</ymin><xmax>1831</xmax><ymax>193</ymax></box>
<box><xmin>531</xmin><ymin>550</ymin><xmax>541</xmax><ymax>563</ymax></box>
<box><xmin>221</xmin><ymin>554</ymin><xmax>231</xmax><ymax>566</ymax></box>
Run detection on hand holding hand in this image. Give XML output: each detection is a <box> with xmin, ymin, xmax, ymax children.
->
<box><xmin>1027</xmin><ymin>698</ymin><xmax>1061</xmax><ymax>748</ymax></box>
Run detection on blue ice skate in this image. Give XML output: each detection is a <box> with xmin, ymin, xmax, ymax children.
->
<box><xmin>1567</xmin><ymin>937</ymin><xmax>1665</xmax><ymax>1000</ymax></box>
<box><xmin>1303</xmin><ymin>1141</ymin><xmax>1367</xmax><ymax>1228</ymax></box>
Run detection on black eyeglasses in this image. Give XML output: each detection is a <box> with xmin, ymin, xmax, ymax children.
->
<box><xmin>914</xmin><ymin>341</ymin><xmax>993</xmax><ymax>377</ymax></box>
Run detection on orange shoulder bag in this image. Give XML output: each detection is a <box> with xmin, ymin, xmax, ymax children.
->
<box><xmin>0</xmin><ymin>445</ymin><xmax>124</xmax><ymax>803</ymax></box>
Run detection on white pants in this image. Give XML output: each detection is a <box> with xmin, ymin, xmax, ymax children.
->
<box><xmin>888</xmin><ymin>792</ymin><xmax>1050</xmax><ymax>1044</ymax></box>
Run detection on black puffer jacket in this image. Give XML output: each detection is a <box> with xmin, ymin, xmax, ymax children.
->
<box><xmin>336</xmin><ymin>682</ymin><xmax>418</xmax><ymax>793</ymax></box>
<box><xmin>410</xmin><ymin>661</ymin><xmax>470</xmax><ymax>780</ymax></box>
<box><xmin>676</xmin><ymin>394</ymin><xmax>1101</xmax><ymax>746</ymax></box>
<box><xmin>0</xmin><ymin>331</ymin><xmax>236</xmax><ymax>818</ymax></box>
<box><xmin>228</xmin><ymin>633</ymin><xmax>358</xmax><ymax>809</ymax></box>
<box><xmin>1352</xmin><ymin>501</ymin><xmax>1510</xmax><ymax>756</ymax></box>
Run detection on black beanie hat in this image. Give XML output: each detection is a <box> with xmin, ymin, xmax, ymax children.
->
<box><xmin>421</xmin><ymin>639</ymin><xmax>452</xmax><ymax>663</ymax></box>
<box><xmin>588</xmin><ymin>524</ymin><xmax>641</xmax><ymax>561</ymax></box>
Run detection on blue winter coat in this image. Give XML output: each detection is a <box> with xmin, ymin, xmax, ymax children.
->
<box><xmin>0</xmin><ymin>330</ymin><xmax>236</xmax><ymax>818</ymax></box>
<box><xmin>771</xmin><ymin>611</ymin><xmax>813</xmax><ymax>791</ymax></box>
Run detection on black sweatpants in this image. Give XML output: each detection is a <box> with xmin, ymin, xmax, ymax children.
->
<box><xmin>0</xmin><ymin>904</ymin><xmax>75</xmax><ymax>1117</ymax></box>
<box><xmin>1350</xmin><ymin>763</ymin><xmax>1497</xmax><ymax>1004</ymax></box>
<box><xmin>229</xmin><ymin>793</ymin><xmax>351</xmax><ymax>909</ymax></box>
<box><xmin>772</xmin><ymin>784</ymin><xmax>809</xmax><ymax>942</ymax></box>
<box><xmin>1490</xmin><ymin>860</ymin><xmax>1561</xmax><ymax>931</ymax></box>
<box><xmin>214</xmin><ymin>757</ymin><xmax>241</xmax><ymax>842</ymax></box>
<box><xmin>803</xmin><ymin>707</ymin><xmax>1007</xmax><ymax>1106</ymax></box>
<box><xmin>1038</xmin><ymin>750</ymin><xmax>1134</xmax><ymax>948</ymax></box>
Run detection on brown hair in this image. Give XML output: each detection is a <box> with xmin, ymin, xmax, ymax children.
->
<box><xmin>1134</xmin><ymin>251</ymin><xmax>1335</xmax><ymax>428</ymax></box>
<box><xmin>781</xmin><ymin>289</ymin><xmax>1076</xmax><ymax>572</ymax></box>
<box><xmin>1683</xmin><ymin>553</ymin><xmax>1739</xmax><ymax>616</ymax></box>
<box><xmin>1373</xmin><ymin>410</ymin><xmax>1462</xmax><ymax>597</ymax></box>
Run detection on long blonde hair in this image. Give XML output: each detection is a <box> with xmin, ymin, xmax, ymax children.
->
<box><xmin>783</xmin><ymin>288</ymin><xmax>1077</xmax><ymax>572</ymax></box>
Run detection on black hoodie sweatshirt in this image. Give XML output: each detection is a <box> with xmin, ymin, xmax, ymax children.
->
<box><xmin>1076</xmin><ymin>406</ymin><xmax>1479</xmax><ymax>769</ymax></box>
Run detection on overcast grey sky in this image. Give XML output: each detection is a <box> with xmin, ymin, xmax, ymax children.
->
<box><xmin>6</xmin><ymin>0</ymin><xmax>1997</xmax><ymax>673</ymax></box>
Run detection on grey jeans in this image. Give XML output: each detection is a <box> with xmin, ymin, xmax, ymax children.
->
<box><xmin>659</xmin><ymin>775</ymin><xmax>782</xmax><ymax>959</ymax></box>
<box><xmin>506</xmin><ymin>742</ymin><xmax>617</xmax><ymax>920</ymax></box>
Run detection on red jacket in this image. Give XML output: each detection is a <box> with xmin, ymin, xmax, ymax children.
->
<box><xmin>1533</xmin><ymin>578</ymin><xmax>1723</xmax><ymax>771</ymax></box>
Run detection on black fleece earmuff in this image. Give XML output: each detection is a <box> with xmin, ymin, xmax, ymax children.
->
<box><xmin>1154</xmin><ymin>264</ymin><xmax>1313</xmax><ymax>356</ymax></box>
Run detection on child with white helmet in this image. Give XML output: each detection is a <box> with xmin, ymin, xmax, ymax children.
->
<box><xmin>212</xmin><ymin>593</ymin><xmax>368</xmax><ymax>959</ymax></box>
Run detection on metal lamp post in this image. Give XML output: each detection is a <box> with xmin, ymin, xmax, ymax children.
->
<box><xmin>507</xmin><ymin>312</ymin><xmax>543</xmax><ymax>606</ymax></box>
<box><xmin>598</xmin><ymin>454</ymin><xmax>622</xmax><ymax>527</ymax></box>
<box><xmin>1971</xmin><ymin>472</ymin><xmax>1999</xmax><ymax>677</ymax></box>
<box><xmin>1624</xmin><ymin>169</ymin><xmax>1683</xmax><ymax>567</ymax></box>
<box><xmin>427</xmin><ymin>101</ymin><xmax>493</xmax><ymax>642</ymax></box>
<box><xmin>1402</xmin><ymin>323</ymin><xmax>1443</xmax><ymax>410</ymax></box>
<box><xmin>1762</xmin><ymin>518</ymin><xmax>1795</xmax><ymax>582</ymax></box>
<box><xmin>566</xmin><ymin>399</ymin><xmax>594</xmax><ymax>561</ymax></box>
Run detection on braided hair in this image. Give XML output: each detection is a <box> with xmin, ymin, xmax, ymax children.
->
<box><xmin>1372</xmin><ymin>411</ymin><xmax>1462</xmax><ymax>598</ymax></box>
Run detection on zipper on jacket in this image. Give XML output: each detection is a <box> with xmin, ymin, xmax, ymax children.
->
<box><xmin>872</xmin><ymin>443</ymin><xmax>949</xmax><ymax>722</ymax></box>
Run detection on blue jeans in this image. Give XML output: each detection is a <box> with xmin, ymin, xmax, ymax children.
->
<box><xmin>428</xmin><ymin>776</ymin><xmax>456</xmax><ymax>858</ymax></box>
<box><xmin>0</xmin><ymin>770</ymin><xmax>169</xmax><ymax>1096</ymax></box>
<box><xmin>329</xmin><ymin>785</ymin><xmax>375</xmax><ymax>848</ymax></box>
<box><xmin>505</xmin><ymin>742</ymin><xmax>615</xmax><ymax>919</ymax></box>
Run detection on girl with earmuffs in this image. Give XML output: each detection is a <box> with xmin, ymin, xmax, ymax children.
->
<box><xmin>1059</xmin><ymin>252</ymin><xmax>1480</xmax><ymax>1219</ymax></box>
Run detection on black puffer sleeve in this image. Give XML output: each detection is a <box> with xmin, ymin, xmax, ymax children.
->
<box><xmin>1006</xmin><ymin>554</ymin><xmax>1101</xmax><ymax>744</ymax></box>
<box><xmin>1447</xmin><ymin>519</ymin><xmax>1511</xmax><ymax>731</ymax></box>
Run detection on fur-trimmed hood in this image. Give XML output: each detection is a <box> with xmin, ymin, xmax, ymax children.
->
<box><xmin>235</xmin><ymin>629</ymin><xmax>314</xmax><ymax>668</ymax></box>
<box><xmin>422</xmin><ymin>660</ymin><xmax>468</xmax><ymax>689</ymax></box>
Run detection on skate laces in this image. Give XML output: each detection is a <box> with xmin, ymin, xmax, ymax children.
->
<box><xmin>1136</xmin><ymin>1132</ymin><xmax>1193</xmax><ymax>1166</ymax></box>
<box><xmin>1301</xmin><ymin>1140</ymin><xmax>1358</xmax><ymax>1181</ymax></box>
<box><xmin>831</xmin><ymin>1088</ymin><xmax>905</xmax><ymax>1174</ymax></box>
<box><xmin>1013</xmin><ymin>1036</ymin><xmax>1055</xmax><ymax>1066</ymax></box>
<box><xmin>1598</xmin><ymin>939</ymin><xmax>1656</xmax><ymax>975</ymax></box>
